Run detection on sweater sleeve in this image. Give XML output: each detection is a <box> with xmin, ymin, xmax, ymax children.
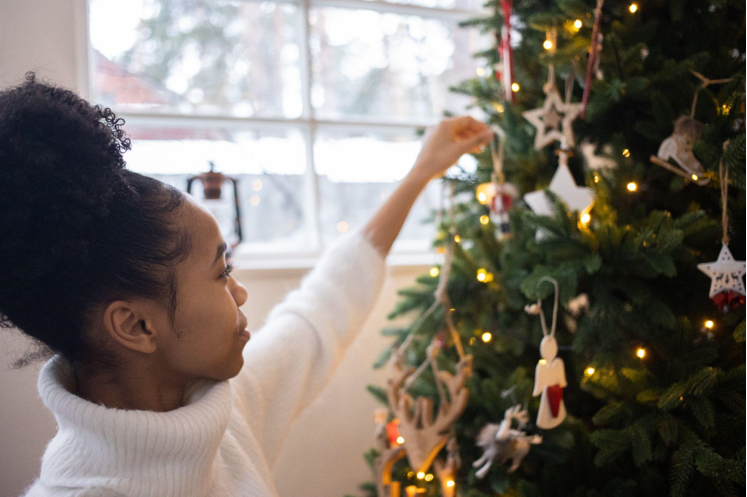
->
<box><xmin>230</xmin><ymin>228</ymin><xmax>387</xmax><ymax>469</ymax></box>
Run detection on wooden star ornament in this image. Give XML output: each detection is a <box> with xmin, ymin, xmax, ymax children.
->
<box><xmin>522</xmin><ymin>86</ymin><xmax>582</xmax><ymax>150</ymax></box>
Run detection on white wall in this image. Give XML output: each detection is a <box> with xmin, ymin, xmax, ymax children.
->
<box><xmin>0</xmin><ymin>2</ymin><xmax>435</xmax><ymax>495</ymax></box>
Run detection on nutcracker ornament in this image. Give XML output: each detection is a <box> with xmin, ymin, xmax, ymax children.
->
<box><xmin>525</xmin><ymin>277</ymin><xmax>567</xmax><ymax>429</ymax></box>
<box><xmin>476</xmin><ymin>126</ymin><xmax>518</xmax><ymax>237</ymax></box>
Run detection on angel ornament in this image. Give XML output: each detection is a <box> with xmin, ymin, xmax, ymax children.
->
<box><xmin>526</xmin><ymin>277</ymin><xmax>567</xmax><ymax>429</ymax></box>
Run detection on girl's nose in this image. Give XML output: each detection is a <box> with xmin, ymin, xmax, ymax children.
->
<box><xmin>232</xmin><ymin>279</ymin><xmax>248</xmax><ymax>307</ymax></box>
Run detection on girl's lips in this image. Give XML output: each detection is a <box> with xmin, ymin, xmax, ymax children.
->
<box><xmin>238</xmin><ymin>328</ymin><xmax>251</xmax><ymax>339</ymax></box>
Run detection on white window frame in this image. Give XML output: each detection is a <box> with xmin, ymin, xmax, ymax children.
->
<box><xmin>75</xmin><ymin>0</ymin><xmax>488</xmax><ymax>270</ymax></box>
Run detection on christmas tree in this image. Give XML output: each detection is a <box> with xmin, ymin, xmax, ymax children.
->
<box><xmin>353</xmin><ymin>1</ymin><xmax>745</xmax><ymax>496</ymax></box>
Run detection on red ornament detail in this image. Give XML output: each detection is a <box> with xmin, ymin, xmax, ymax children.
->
<box><xmin>711</xmin><ymin>291</ymin><xmax>746</xmax><ymax>312</ymax></box>
<box><xmin>546</xmin><ymin>384</ymin><xmax>564</xmax><ymax>417</ymax></box>
<box><xmin>489</xmin><ymin>193</ymin><xmax>514</xmax><ymax>215</ymax></box>
<box><xmin>386</xmin><ymin>420</ymin><xmax>401</xmax><ymax>445</ymax></box>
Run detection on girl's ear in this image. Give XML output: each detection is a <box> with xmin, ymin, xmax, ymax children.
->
<box><xmin>102</xmin><ymin>301</ymin><xmax>158</xmax><ymax>354</ymax></box>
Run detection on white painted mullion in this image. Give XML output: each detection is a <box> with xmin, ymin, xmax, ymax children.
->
<box><xmin>299</xmin><ymin>0</ymin><xmax>323</xmax><ymax>252</ymax></box>
<box><xmin>74</xmin><ymin>0</ymin><xmax>93</xmax><ymax>99</ymax></box>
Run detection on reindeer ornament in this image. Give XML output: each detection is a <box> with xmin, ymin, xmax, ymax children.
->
<box><xmin>373</xmin><ymin>181</ymin><xmax>472</xmax><ymax>497</ymax></box>
<box><xmin>473</xmin><ymin>404</ymin><xmax>542</xmax><ymax>477</ymax></box>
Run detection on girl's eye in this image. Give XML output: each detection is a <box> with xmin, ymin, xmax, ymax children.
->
<box><xmin>220</xmin><ymin>264</ymin><xmax>234</xmax><ymax>278</ymax></box>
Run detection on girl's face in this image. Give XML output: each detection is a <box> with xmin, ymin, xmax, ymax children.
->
<box><xmin>146</xmin><ymin>194</ymin><xmax>251</xmax><ymax>382</ymax></box>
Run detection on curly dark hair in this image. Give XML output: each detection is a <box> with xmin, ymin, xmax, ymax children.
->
<box><xmin>0</xmin><ymin>72</ymin><xmax>193</xmax><ymax>375</ymax></box>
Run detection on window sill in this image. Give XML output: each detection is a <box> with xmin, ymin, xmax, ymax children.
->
<box><xmin>231</xmin><ymin>244</ymin><xmax>443</xmax><ymax>276</ymax></box>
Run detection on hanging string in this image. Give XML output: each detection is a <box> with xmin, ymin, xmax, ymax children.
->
<box><xmin>490</xmin><ymin>125</ymin><xmax>507</xmax><ymax>184</ymax></box>
<box><xmin>395</xmin><ymin>180</ymin><xmax>467</xmax><ymax>394</ymax></box>
<box><xmin>545</xmin><ymin>26</ymin><xmax>558</xmax><ymax>91</ymax></box>
<box><xmin>564</xmin><ymin>72</ymin><xmax>575</xmax><ymax>106</ymax></box>
<box><xmin>428</xmin><ymin>342</ymin><xmax>448</xmax><ymax>405</ymax></box>
<box><xmin>534</xmin><ymin>277</ymin><xmax>559</xmax><ymax>338</ymax></box>
<box><xmin>720</xmin><ymin>141</ymin><xmax>730</xmax><ymax>245</ymax></box>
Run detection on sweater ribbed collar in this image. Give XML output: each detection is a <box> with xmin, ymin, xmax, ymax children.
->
<box><xmin>36</xmin><ymin>354</ymin><xmax>233</xmax><ymax>497</ymax></box>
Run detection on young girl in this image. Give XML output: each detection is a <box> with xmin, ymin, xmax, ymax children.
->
<box><xmin>0</xmin><ymin>72</ymin><xmax>492</xmax><ymax>497</ymax></box>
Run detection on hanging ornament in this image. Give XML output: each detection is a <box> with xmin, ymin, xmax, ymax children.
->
<box><xmin>526</xmin><ymin>277</ymin><xmax>567</xmax><ymax>429</ymax></box>
<box><xmin>375</xmin><ymin>182</ymin><xmax>473</xmax><ymax>496</ymax></box>
<box><xmin>524</xmin><ymin>39</ymin><xmax>582</xmax><ymax>150</ymax></box>
<box><xmin>495</xmin><ymin>0</ymin><xmax>516</xmax><ymax>102</ymax></box>
<box><xmin>524</xmin><ymin>141</ymin><xmax>594</xmax><ymax>218</ymax></box>
<box><xmin>697</xmin><ymin>148</ymin><xmax>746</xmax><ymax>312</ymax></box>
<box><xmin>472</xmin><ymin>388</ymin><xmax>542</xmax><ymax>477</ymax></box>
<box><xmin>522</xmin><ymin>84</ymin><xmax>582</xmax><ymax>150</ymax></box>
<box><xmin>580</xmin><ymin>0</ymin><xmax>605</xmax><ymax>119</ymax></box>
<box><xmin>650</xmin><ymin>71</ymin><xmax>732</xmax><ymax>185</ymax></box>
<box><xmin>650</xmin><ymin>116</ymin><xmax>709</xmax><ymax>185</ymax></box>
<box><xmin>475</xmin><ymin>125</ymin><xmax>519</xmax><ymax>237</ymax></box>
<box><xmin>699</xmin><ymin>245</ymin><xmax>747</xmax><ymax>311</ymax></box>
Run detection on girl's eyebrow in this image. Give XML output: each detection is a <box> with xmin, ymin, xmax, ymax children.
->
<box><xmin>212</xmin><ymin>242</ymin><xmax>227</xmax><ymax>268</ymax></box>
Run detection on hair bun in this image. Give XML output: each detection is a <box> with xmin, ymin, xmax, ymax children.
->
<box><xmin>0</xmin><ymin>72</ymin><xmax>132</xmax><ymax>281</ymax></box>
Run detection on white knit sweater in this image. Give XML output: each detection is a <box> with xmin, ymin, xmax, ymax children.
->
<box><xmin>21</xmin><ymin>229</ymin><xmax>387</xmax><ymax>497</ymax></box>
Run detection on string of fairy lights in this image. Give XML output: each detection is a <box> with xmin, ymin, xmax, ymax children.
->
<box><xmin>424</xmin><ymin>2</ymin><xmax>722</xmax><ymax>395</ymax></box>
<box><xmin>397</xmin><ymin>3</ymin><xmax>725</xmax><ymax>492</ymax></box>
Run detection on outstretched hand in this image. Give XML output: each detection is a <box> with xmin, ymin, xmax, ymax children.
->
<box><xmin>410</xmin><ymin>116</ymin><xmax>494</xmax><ymax>183</ymax></box>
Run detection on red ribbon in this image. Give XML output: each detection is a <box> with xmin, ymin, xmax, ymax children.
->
<box><xmin>581</xmin><ymin>0</ymin><xmax>605</xmax><ymax>118</ymax></box>
<box><xmin>499</xmin><ymin>0</ymin><xmax>515</xmax><ymax>103</ymax></box>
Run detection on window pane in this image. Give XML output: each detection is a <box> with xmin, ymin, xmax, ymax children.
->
<box><xmin>89</xmin><ymin>0</ymin><xmax>303</xmax><ymax>118</ymax></box>
<box><xmin>309</xmin><ymin>8</ymin><xmax>485</xmax><ymax>121</ymax></box>
<box><xmin>315</xmin><ymin>129</ymin><xmax>453</xmax><ymax>248</ymax></box>
<box><xmin>122</xmin><ymin>124</ymin><xmax>308</xmax><ymax>251</ymax></box>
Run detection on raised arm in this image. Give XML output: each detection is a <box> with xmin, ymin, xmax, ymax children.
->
<box><xmin>362</xmin><ymin>116</ymin><xmax>494</xmax><ymax>258</ymax></box>
<box><xmin>230</xmin><ymin>117</ymin><xmax>493</xmax><ymax>469</ymax></box>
